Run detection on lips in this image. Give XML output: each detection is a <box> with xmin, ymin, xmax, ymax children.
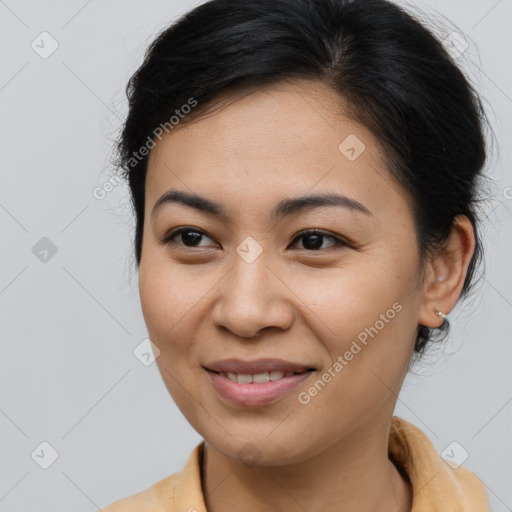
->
<box><xmin>204</xmin><ymin>358</ymin><xmax>315</xmax><ymax>374</ymax></box>
<box><xmin>206</xmin><ymin>367</ymin><xmax>315</xmax><ymax>406</ymax></box>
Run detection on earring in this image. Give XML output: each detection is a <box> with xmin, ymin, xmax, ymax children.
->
<box><xmin>435</xmin><ymin>309</ymin><xmax>447</xmax><ymax>328</ymax></box>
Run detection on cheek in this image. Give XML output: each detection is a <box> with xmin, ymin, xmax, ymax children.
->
<box><xmin>298</xmin><ymin>257</ymin><xmax>407</xmax><ymax>337</ymax></box>
<box><xmin>138</xmin><ymin>257</ymin><xmax>200</xmax><ymax>352</ymax></box>
<box><xmin>301</xmin><ymin>250</ymin><xmax>418</xmax><ymax>380</ymax></box>
<box><xmin>139</xmin><ymin>244</ymin><xmax>208</xmax><ymax>325</ymax></box>
<box><xmin>138</xmin><ymin>261</ymin><xmax>206</xmax><ymax>411</ymax></box>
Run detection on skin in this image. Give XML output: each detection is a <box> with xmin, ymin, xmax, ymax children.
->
<box><xmin>139</xmin><ymin>79</ymin><xmax>475</xmax><ymax>512</ymax></box>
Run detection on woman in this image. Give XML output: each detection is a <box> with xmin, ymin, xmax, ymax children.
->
<box><xmin>99</xmin><ymin>0</ymin><xmax>491</xmax><ymax>510</ymax></box>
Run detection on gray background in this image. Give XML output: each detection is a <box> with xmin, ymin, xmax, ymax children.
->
<box><xmin>0</xmin><ymin>0</ymin><xmax>510</xmax><ymax>510</ymax></box>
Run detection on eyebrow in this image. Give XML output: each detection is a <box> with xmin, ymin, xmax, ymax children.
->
<box><xmin>151</xmin><ymin>189</ymin><xmax>373</xmax><ymax>222</ymax></box>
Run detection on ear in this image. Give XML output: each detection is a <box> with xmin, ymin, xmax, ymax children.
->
<box><xmin>417</xmin><ymin>215</ymin><xmax>476</xmax><ymax>328</ymax></box>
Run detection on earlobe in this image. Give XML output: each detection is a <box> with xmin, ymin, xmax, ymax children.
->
<box><xmin>417</xmin><ymin>215</ymin><xmax>476</xmax><ymax>328</ymax></box>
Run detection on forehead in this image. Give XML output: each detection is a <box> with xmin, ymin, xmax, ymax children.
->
<box><xmin>149</xmin><ymin>80</ymin><xmax>377</xmax><ymax>162</ymax></box>
<box><xmin>145</xmin><ymin>79</ymin><xmax>409</xmax><ymax>219</ymax></box>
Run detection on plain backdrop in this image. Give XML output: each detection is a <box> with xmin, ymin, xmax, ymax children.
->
<box><xmin>0</xmin><ymin>0</ymin><xmax>511</xmax><ymax>511</ymax></box>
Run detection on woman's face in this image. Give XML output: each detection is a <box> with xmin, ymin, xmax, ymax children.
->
<box><xmin>139</xmin><ymin>80</ymin><xmax>428</xmax><ymax>465</ymax></box>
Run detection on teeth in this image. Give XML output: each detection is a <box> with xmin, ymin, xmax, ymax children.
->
<box><xmin>253</xmin><ymin>372</ymin><xmax>270</xmax><ymax>383</ymax></box>
<box><xmin>218</xmin><ymin>370</ymin><xmax>298</xmax><ymax>383</ymax></box>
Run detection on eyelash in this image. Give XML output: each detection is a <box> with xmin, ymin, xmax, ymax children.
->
<box><xmin>162</xmin><ymin>227</ymin><xmax>349</xmax><ymax>251</ymax></box>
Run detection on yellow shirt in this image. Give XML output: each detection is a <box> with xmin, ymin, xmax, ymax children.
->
<box><xmin>98</xmin><ymin>417</ymin><xmax>490</xmax><ymax>511</ymax></box>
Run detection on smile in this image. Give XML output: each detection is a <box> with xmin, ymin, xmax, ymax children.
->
<box><xmin>205</xmin><ymin>368</ymin><xmax>315</xmax><ymax>407</ymax></box>
<box><xmin>216</xmin><ymin>370</ymin><xmax>303</xmax><ymax>383</ymax></box>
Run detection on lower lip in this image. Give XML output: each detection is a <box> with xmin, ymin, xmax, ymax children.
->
<box><xmin>206</xmin><ymin>370</ymin><xmax>313</xmax><ymax>407</ymax></box>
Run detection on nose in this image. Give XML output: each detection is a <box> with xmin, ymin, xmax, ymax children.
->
<box><xmin>210</xmin><ymin>253</ymin><xmax>295</xmax><ymax>339</ymax></box>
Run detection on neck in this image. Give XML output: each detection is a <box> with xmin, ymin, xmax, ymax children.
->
<box><xmin>202</xmin><ymin>412</ymin><xmax>412</xmax><ymax>512</ymax></box>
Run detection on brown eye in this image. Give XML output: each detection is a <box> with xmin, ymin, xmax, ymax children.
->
<box><xmin>163</xmin><ymin>228</ymin><xmax>215</xmax><ymax>248</ymax></box>
<box><xmin>291</xmin><ymin>229</ymin><xmax>348</xmax><ymax>251</ymax></box>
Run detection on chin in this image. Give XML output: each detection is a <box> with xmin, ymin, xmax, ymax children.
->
<box><xmin>201</xmin><ymin>427</ymin><xmax>320</xmax><ymax>467</ymax></box>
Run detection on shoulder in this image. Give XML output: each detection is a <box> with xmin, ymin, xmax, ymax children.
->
<box><xmin>436</xmin><ymin>460</ymin><xmax>490</xmax><ymax>510</ymax></box>
<box><xmin>97</xmin><ymin>472</ymin><xmax>180</xmax><ymax>512</ymax></box>
<box><xmin>95</xmin><ymin>441</ymin><xmax>206</xmax><ymax>512</ymax></box>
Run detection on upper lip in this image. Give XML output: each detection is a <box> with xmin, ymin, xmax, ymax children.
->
<box><xmin>205</xmin><ymin>358</ymin><xmax>315</xmax><ymax>374</ymax></box>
